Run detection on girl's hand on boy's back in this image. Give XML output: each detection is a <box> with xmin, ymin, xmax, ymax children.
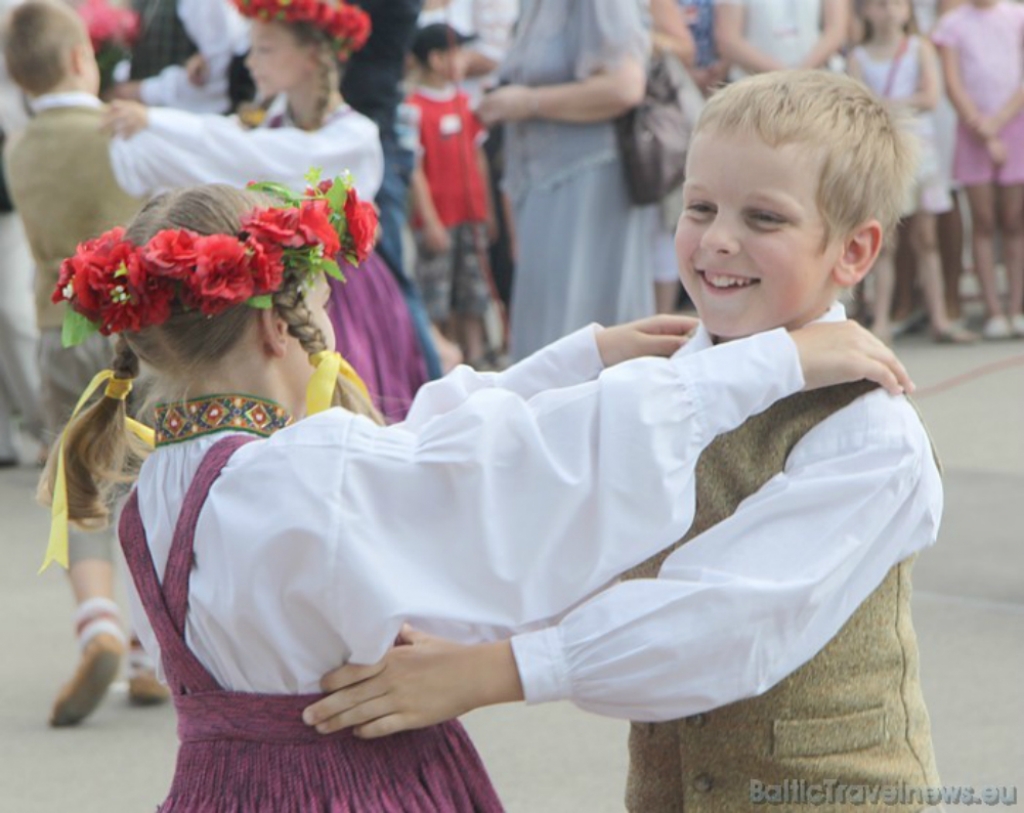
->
<box><xmin>102</xmin><ymin>100</ymin><xmax>150</xmax><ymax>139</ymax></box>
<box><xmin>790</xmin><ymin>321</ymin><xmax>914</xmax><ymax>397</ymax></box>
<box><xmin>595</xmin><ymin>314</ymin><xmax>699</xmax><ymax>367</ymax></box>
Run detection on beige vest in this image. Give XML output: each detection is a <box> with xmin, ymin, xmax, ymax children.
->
<box><xmin>625</xmin><ymin>382</ymin><xmax>940</xmax><ymax>813</ymax></box>
<box><xmin>4</xmin><ymin>106</ymin><xmax>143</xmax><ymax>329</ymax></box>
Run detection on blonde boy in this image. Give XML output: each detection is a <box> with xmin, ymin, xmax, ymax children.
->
<box><xmin>3</xmin><ymin>0</ymin><xmax>167</xmax><ymax>724</ymax></box>
<box><xmin>305</xmin><ymin>70</ymin><xmax>945</xmax><ymax>812</ymax></box>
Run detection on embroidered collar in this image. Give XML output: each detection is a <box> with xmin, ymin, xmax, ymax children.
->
<box><xmin>154</xmin><ymin>395</ymin><xmax>291</xmax><ymax>446</ymax></box>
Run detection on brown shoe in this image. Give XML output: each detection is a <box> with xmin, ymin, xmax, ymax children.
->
<box><xmin>128</xmin><ymin>671</ymin><xmax>170</xmax><ymax>706</ymax></box>
<box><xmin>50</xmin><ymin>633</ymin><xmax>124</xmax><ymax>727</ymax></box>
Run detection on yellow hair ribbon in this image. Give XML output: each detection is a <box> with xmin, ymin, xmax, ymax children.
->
<box><xmin>307</xmin><ymin>351</ymin><xmax>370</xmax><ymax>415</ymax></box>
<box><xmin>40</xmin><ymin>371</ymin><xmax>154</xmax><ymax>574</ymax></box>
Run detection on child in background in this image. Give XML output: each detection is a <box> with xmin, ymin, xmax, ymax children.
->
<box><xmin>43</xmin><ymin>173</ymin><xmax>909</xmax><ymax>809</ymax></box>
<box><xmin>933</xmin><ymin>0</ymin><xmax>1024</xmax><ymax>339</ymax></box>
<box><xmin>848</xmin><ymin>0</ymin><xmax>976</xmax><ymax>343</ymax></box>
<box><xmin>305</xmin><ymin>71</ymin><xmax>945</xmax><ymax>813</ymax></box>
<box><xmin>3</xmin><ymin>0</ymin><xmax>169</xmax><ymax>725</ymax></box>
<box><xmin>407</xmin><ymin>23</ymin><xmax>495</xmax><ymax>368</ymax></box>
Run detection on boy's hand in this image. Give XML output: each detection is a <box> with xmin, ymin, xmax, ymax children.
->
<box><xmin>790</xmin><ymin>321</ymin><xmax>914</xmax><ymax>396</ymax></box>
<box><xmin>596</xmin><ymin>314</ymin><xmax>699</xmax><ymax>367</ymax></box>
<box><xmin>102</xmin><ymin>100</ymin><xmax>150</xmax><ymax>139</ymax></box>
<box><xmin>303</xmin><ymin>627</ymin><xmax>522</xmax><ymax>739</ymax></box>
<box><xmin>423</xmin><ymin>221</ymin><xmax>452</xmax><ymax>255</ymax></box>
<box><xmin>185</xmin><ymin>53</ymin><xmax>210</xmax><ymax>87</ymax></box>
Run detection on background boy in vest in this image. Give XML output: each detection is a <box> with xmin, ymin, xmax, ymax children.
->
<box><xmin>304</xmin><ymin>70</ymin><xmax>946</xmax><ymax>812</ymax></box>
<box><xmin>407</xmin><ymin>23</ymin><xmax>496</xmax><ymax>368</ymax></box>
<box><xmin>3</xmin><ymin>0</ymin><xmax>170</xmax><ymax>726</ymax></box>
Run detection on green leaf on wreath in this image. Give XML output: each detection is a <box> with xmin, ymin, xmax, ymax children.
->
<box><xmin>246</xmin><ymin>294</ymin><xmax>274</xmax><ymax>309</ymax></box>
<box><xmin>62</xmin><ymin>309</ymin><xmax>100</xmax><ymax>348</ymax></box>
<box><xmin>321</xmin><ymin>259</ymin><xmax>346</xmax><ymax>282</ymax></box>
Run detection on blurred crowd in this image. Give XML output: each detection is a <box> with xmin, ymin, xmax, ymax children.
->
<box><xmin>0</xmin><ymin>0</ymin><xmax>1022</xmax><ymax>727</ymax></box>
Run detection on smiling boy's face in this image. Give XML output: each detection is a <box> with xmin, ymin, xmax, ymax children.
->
<box><xmin>676</xmin><ymin>129</ymin><xmax>867</xmax><ymax>341</ymax></box>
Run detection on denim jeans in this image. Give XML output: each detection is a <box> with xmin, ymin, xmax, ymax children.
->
<box><xmin>376</xmin><ymin>132</ymin><xmax>441</xmax><ymax>380</ymax></box>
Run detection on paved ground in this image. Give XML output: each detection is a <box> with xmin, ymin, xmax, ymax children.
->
<box><xmin>1</xmin><ymin>332</ymin><xmax>1022</xmax><ymax>812</ymax></box>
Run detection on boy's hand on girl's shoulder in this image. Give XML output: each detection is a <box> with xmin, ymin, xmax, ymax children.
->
<box><xmin>790</xmin><ymin>321</ymin><xmax>914</xmax><ymax>397</ymax></box>
<box><xmin>596</xmin><ymin>314</ymin><xmax>700</xmax><ymax>368</ymax></box>
<box><xmin>101</xmin><ymin>100</ymin><xmax>149</xmax><ymax>140</ymax></box>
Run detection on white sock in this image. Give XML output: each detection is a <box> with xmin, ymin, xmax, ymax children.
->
<box><xmin>128</xmin><ymin>634</ymin><xmax>157</xmax><ymax>678</ymax></box>
<box><xmin>75</xmin><ymin>597</ymin><xmax>126</xmax><ymax>651</ymax></box>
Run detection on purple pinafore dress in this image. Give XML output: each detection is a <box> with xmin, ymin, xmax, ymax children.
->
<box><xmin>119</xmin><ymin>435</ymin><xmax>504</xmax><ymax>812</ymax></box>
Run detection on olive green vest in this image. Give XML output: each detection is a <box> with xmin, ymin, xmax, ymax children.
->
<box><xmin>4</xmin><ymin>106</ymin><xmax>143</xmax><ymax>329</ymax></box>
<box><xmin>625</xmin><ymin>382</ymin><xmax>940</xmax><ymax>813</ymax></box>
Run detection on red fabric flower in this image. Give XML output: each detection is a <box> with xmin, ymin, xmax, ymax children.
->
<box><xmin>297</xmin><ymin>199</ymin><xmax>341</xmax><ymax>257</ymax></box>
<box><xmin>232</xmin><ymin>0</ymin><xmax>371</xmax><ymax>60</ymax></box>
<box><xmin>343</xmin><ymin>189</ymin><xmax>378</xmax><ymax>265</ymax></box>
<box><xmin>242</xmin><ymin>206</ymin><xmax>304</xmax><ymax>248</ymax></box>
<box><xmin>143</xmin><ymin>229</ymin><xmax>199</xmax><ymax>279</ymax></box>
<box><xmin>247</xmin><ymin>237</ymin><xmax>285</xmax><ymax>294</ymax></box>
<box><xmin>188</xmin><ymin>235</ymin><xmax>255</xmax><ymax>315</ymax></box>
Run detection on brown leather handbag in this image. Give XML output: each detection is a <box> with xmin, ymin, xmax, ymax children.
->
<box><xmin>615</xmin><ymin>53</ymin><xmax>696</xmax><ymax>206</ymax></box>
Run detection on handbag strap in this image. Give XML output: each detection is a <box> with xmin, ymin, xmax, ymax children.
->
<box><xmin>881</xmin><ymin>36</ymin><xmax>910</xmax><ymax>99</ymax></box>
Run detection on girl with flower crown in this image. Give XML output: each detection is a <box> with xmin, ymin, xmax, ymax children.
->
<box><xmin>42</xmin><ymin>170</ymin><xmax>913</xmax><ymax>808</ymax></box>
<box><xmin>102</xmin><ymin>0</ymin><xmax>429</xmax><ymax>421</ymax></box>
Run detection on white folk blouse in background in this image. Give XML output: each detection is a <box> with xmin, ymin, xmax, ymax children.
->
<box><xmin>510</xmin><ymin>304</ymin><xmax>944</xmax><ymax>722</ymax></box>
<box><xmin>109</xmin><ymin>99</ymin><xmax>384</xmax><ymax>201</ymax></box>
<box><xmin>126</xmin><ymin>325</ymin><xmax>805</xmax><ymax>693</ymax></box>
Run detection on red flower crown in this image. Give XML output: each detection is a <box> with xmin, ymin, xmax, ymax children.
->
<box><xmin>233</xmin><ymin>0</ymin><xmax>372</xmax><ymax>61</ymax></box>
<box><xmin>54</xmin><ymin>172</ymin><xmax>378</xmax><ymax>347</ymax></box>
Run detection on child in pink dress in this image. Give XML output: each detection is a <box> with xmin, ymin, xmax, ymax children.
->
<box><xmin>933</xmin><ymin>0</ymin><xmax>1024</xmax><ymax>338</ymax></box>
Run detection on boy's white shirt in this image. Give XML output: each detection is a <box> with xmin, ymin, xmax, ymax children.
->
<box><xmin>510</xmin><ymin>302</ymin><xmax>943</xmax><ymax>721</ymax></box>
<box><xmin>126</xmin><ymin>324</ymin><xmax>808</xmax><ymax>693</ymax></box>
<box><xmin>136</xmin><ymin>0</ymin><xmax>250</xmax><ymax>115</ymax></box>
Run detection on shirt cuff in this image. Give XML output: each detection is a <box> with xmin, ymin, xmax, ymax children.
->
<box><xmin>673</xmin><ymin>328</ymin><xmax>804</xmax><ymax>438</ymax></box>
<box><xmin>510</xmin><ymin>627</ymin><xmax>572</xmax><ymax>705</ymax></box>
<box><xmin>138</xmin><ymin>76</ymin><xmax>165</xmax><ymax>107</ymax></box>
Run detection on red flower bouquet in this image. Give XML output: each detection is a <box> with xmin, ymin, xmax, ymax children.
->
<box><xmin>75</xmin><ymin>0</ymin><xmax>140</xmax><ymax>93</ymax></box>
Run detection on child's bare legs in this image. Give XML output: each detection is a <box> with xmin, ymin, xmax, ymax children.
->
<box><xmin>454</xmin><ymin>313</ymin><xmax>487</xmax><ymax>366</ymax></box>
<box><xmin>870</xmin><ymin>247</ymin><xmax>896</xmax><ymax>344</ymax></box>
<box><xmin>937</xmin><ymin>191</ymin><xmax>965</xmax><ymax>321</ymax></box>
<box><xmin>964</xmin><ymin>183</ymin><xmax>1008</xmax><ymax>336</ymax></box>
<box><xmin>997</xmin><ymin>184</ymin><xmax>1024</xmax><ymax>330</ymax></box>
<box><xmin>909</xmin><ymin>213</ymin><xmax>976</xmax><ymax>341</ymax></box>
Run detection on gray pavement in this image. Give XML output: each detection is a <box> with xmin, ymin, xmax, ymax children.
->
<box><xmin>1</xmin><ymin>334</ymin><xmax>1022</xmax><ymax>812</ymax></box>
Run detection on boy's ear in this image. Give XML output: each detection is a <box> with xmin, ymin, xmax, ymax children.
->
<box><xmin>832</xmin><ymin>220</ymin><xmax>883</xmax><ymax>289</ymax></box>
<box><xmin>67</xmin><ymin>42</ymin><xmax>92</xmax><ymax>78</ymax></box>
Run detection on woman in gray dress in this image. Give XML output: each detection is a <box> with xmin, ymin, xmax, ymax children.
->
<box><xmin>478</xmin><ymin>0</ymin><xmax>655</xmax><ymax>360</ymax></box>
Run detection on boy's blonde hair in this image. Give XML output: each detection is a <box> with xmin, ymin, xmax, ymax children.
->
<box><xmin>695</xmin><ymin>70</ymin><xmax>916</xmax><ymax>243</ymax></box>
<box><xmin>3</xmin><ymin>0</ymin><xmax>90</xmax><ymax>96</ymax></box>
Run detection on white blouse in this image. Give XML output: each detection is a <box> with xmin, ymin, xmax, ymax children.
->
<box><xmin>109</xmin><ymin>102</ymin><xmax>384</xmax><ymax>201</ymax></box>
<box><xmin>126</xmin><ymin>325</ymin><xmax>805</xmax><ymax>693</ymax></box>
<box><xmin>510</xmin><ymin>304</ymin><xmax>944</xmax><ymax>722</ymax></box>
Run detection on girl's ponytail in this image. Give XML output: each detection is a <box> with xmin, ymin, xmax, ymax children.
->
<box><xmin>38</xmin><ymin>336</ymin><xmax>149</xmax><ymax>531</ymax></box>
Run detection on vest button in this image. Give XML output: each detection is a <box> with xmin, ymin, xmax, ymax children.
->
<box><xmin>693</xmin><ymin>773</ymin><xmax>714</xmax><ymax>792</ymax></box>
<box><xmin>687</xmin><ymin>713</ymin><xmax>706</xmax><ymax>728</ymax></box>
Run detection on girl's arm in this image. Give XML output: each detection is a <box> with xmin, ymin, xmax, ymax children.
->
<box><xmin>477</xmin><ymin>58</ymin><xmax>646</xmax><ymax>127</ymax></box>
<box><xmin>105</xmin><ymin>105</ymin><xmax>385</xmax><ymax>201</ymax></box>
<box><xmin>797</xmin><ymin>0</ymin><xmax>849</xmax><ymax>70</ymax></box>
<box><xmin>936</xmin><ymin>44</ymin><xmax>983</xmax><ymax>134</ymax></box>
<box><xmin>845</xmin><ymin>47</ymin><xmax>864</xmax><ymax>83</ymax></box>
<box><xmin>714</xmin><ymin>3</ymin><xmax>787</xmax><ymax>75</ymax></box>
<box><xmin>988</xmin><ymin>86</ymin><xmax>1024</xmax><ymax>138</ymax></box>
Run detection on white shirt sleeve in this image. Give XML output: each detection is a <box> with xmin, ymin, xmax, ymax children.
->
<box><xmin>399</xmin><ymin>325</ymin><xmax>605</xmax><ymax>431</ymax></box>
<box><xmin>471</xmin><ymin>0</ymin><xmax>520</xmax><ymax>63</ymax></box>
<box><xmin>138</xmin><ymin>0</ymin><xmax>248</xmax><ymax>114</ymax></box>
<box><xmin>509</xmin><ymin>392</ymin><xmax>943</xmax><ymax>721</ymax></box>
<box><xmin>108</xmin><ymin>107</ymin><xmax>384</xmax><ymax>199</ymax></box>
<box><xmin>324</xmin><ymin>328</ymin><xmax>806</xmax><ymax>661</ymax></box>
